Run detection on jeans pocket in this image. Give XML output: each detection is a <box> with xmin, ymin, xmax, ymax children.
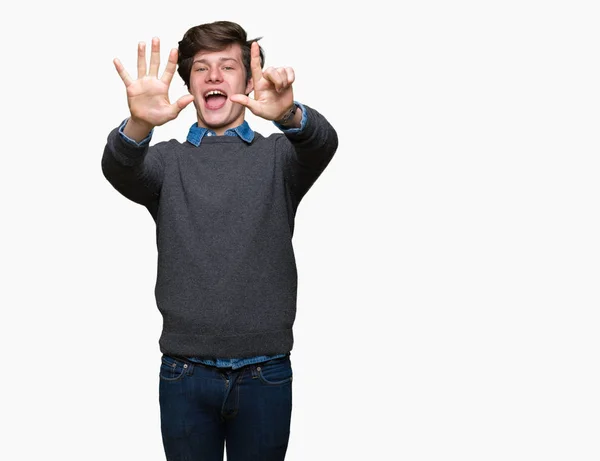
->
<box><xmin>256</xmin><ymin>358</ymin><xmax>293</xmax><ymax>386</ymax></box>
<box><xmin>159</xmin><ymin>355</ymin><xmax>188</xmax><ymax>382</ymax></box>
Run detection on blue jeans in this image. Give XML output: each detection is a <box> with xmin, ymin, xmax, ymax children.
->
<box><xmin>159</xmin><ymin>353</ymin><xmax>293</xmax><ymax>461</ymax></box>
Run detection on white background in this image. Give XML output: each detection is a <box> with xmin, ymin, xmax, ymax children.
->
<box><xmin>1</xmin><ymin>1</ymin><xmax>599</xmax><ymax>460</ymax></box>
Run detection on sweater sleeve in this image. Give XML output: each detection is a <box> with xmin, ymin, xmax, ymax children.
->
<box><xmin>101</xmin><ymin>124</ymin><xmax>166</xmax><ymax>208</ymax></box>
<box><xmin>277</xmin><ymin>104</ymin><xmax>339</xmax><ymax>206</ymax></box>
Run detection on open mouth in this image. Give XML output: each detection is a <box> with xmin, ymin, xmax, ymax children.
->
<box><xmin>204</xmin><ymin>89</ymin><xmax>228</xmax><ymax>110</ymax></box>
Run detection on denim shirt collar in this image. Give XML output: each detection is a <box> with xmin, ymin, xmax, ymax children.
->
<box><xmin>186</xmin><ymin>120</ymin><xmax>255</xmax><ymax>147</ymax></box>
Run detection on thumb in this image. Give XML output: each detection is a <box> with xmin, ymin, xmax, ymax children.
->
<box><xmin>230</xmin><ymin>94</ymin><xmax>259</xmax><ymax>113</ymax></box>
<box><xmin>174</xmin><ymin>94</ymin><xmax>195</xmax><ymax>112</ymax></box>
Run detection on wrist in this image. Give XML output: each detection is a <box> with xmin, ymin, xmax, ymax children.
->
<box><xmin>124</xmin><ymin>118</ymin><xmax>154</xmax><ymax>142</ymax></box>
<box><xmin>276</xmin><ymin>103</ymin><xmax>298</xmax><ymax>126</ymax></box>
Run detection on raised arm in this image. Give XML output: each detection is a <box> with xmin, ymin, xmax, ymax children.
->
<box><xmin>102</xmin><ymin>38</ymin><xmax>194</xmax><ymax>208</ymax></box>
<box><xmin>231</xmin><ymin>41</ymin><xmax>338</xmax><ymax>205</ymax></box>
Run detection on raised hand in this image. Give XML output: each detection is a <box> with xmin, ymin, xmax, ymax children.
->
<box><xmin>113</xmin><ymin>37</ymin><xmax>194</xmax><ymax>135</ymax></box>
<box><xmin>230</xmin><ymin>42</ymin><xmax>295</xmax><ymax>121</ymax></box>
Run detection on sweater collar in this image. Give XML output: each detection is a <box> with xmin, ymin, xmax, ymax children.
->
<box><xmin>186</xmin><ymin>120</ymin><xmax>255</xmax><ymax>147</ymax></box>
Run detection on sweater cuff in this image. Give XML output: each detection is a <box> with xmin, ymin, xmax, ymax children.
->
<box><xmin>118</xmin><ymin>118</ymin><xmax>153</xmax><ymax>147</ymax></box>
<box><xmin>108</xmin><ymin>120</ymin><xmax>151</xmax><ymax>166</ymax></box>
<box><xmin>272</xmin><ymin>101</ymin><xmax>307</xmax><ymax>134</ymax></box>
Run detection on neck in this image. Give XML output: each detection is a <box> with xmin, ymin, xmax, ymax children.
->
<box><xmin>198</xmin><ymin>116</ymin><xmax>246</xmax><ymax>136</ymax></box>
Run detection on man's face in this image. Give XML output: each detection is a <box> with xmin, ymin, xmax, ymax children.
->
<box><xmin>189</xmin><ymin>43</ymin><xmax>253</xmax><ymax>135</ymax></box>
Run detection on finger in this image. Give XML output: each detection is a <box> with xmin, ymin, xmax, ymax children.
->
<box><xmin>263</xmin><ymin>67</ymin><xmax>284</xmax><ymax>92</ymax></box>
<box><xmin>161</xmin><ymin>48</ymin><xmax>178</xmax><ymax>85</ymax></box>
<box><xmin>249</xmin><ymin>41</ymin><xmax>263</xmax><ymax>85</ymax></box>
<box><xmin>137</xmin><ymin>42</ymin><xmax>146</xmax><ymax>78</ymax></box>
<box><xmin>149</xmin><ymin>37</ymin><xmax>160</xmax><ymax>77</ymax></box>
<box><xmin>114</xmin><ymin>58</ymin><xmax>133</xmax><ymax>87</ymax></box>
<box><xmin>173</xmin><ymin>94</ymin><xmax>195</xmax><ymax>112</ymax></box>
<box><xmin>276</xmin><ymin>68</ymin><xmax>289</xmax><ymax>90</ymax></box>
<box><xmin>285</xmin><ymin>67</ymin><xmax>295</xmax><ymax>86</ymax></box>
<box><xmin>230</xmin><ymin>93</ymin><xmax>260</xmax><ymax>113</ymax></box>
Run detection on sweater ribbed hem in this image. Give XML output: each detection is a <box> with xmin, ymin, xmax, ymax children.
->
<box><xmin>158</xmin><ymin>329</ymin><xmax>293</xmax><ymax>358</ymax></box>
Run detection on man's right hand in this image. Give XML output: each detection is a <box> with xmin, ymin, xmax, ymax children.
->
<box><xmin>113</xmin><ymin>37</ymin><xmax>194</xmax><ymax>142</ymax></box>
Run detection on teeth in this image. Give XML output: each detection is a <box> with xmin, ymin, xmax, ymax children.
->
<box><xmin>205</xmin><ymin>90</ymin><xmax>226</xmax><ymax>97</ymax></box>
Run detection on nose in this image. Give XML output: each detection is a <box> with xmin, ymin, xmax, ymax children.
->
<box><xmin>206</xmin><ymin>66</ymin><xmax>223</xmax><ymax>83</ymax></box>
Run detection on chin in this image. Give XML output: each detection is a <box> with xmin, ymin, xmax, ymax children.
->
<box><xmin>204</xmin><ymin>117</ymin><xmax>230</xmax><ymax>129</ymax></box>
<box><xmin>198</xmin><ymin>110</ymin><xmax>225</xmax><ymax>126</ymax></box>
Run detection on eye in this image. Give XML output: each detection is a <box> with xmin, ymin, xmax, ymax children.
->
<box><xmin>195</xmin><ymin>67</ymin><xmax>207</xmax><ymax>72</ymax></box>
<box><xmin>223</xmin><ymin>66</ymin><xmax>234</xmax><ymax>71</ymax></box>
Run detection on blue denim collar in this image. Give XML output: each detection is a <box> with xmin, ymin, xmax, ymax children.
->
<box><xmin>186</xmin><ymin>120</ymin><xmax>255</xmax><ymax>147</ymax></box>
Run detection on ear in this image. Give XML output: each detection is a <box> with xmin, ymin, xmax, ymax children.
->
<box><xmin>245</xmin><ymin>78</ymin><xmax>254</xmax><ymax>96</ymax></box>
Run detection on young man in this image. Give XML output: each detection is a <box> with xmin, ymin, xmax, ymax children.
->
<box><xmin>102</xmin><ymin>21</ymin><xmax>338</xmax><ymax>461</ymax></box>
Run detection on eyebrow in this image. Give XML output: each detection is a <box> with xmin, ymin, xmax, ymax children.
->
<box><xmin>192</xmin><ymin>57</ymin><xmax>240</xmax><ymax>65</ymax></box>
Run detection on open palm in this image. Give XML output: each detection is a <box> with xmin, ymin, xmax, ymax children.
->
<box><xmin>114</xmin><ymin>37</ymin><xmax>194</xmax><ymax>129</ymax></box>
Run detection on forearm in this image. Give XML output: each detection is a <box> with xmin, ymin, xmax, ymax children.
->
<box><xmin>278</xmin><ymin>104</ymin><xmax>338</xmax><ymax>205</ymax></box>
<box><xmin>283</xmin><ymin>105</ymin><xmax>338</xmax><ymax>169</ymax></box>
<box><xmin>101</xmin><ymin>125</ymin><xmax>163</xmax><ymax>206</ymax></box>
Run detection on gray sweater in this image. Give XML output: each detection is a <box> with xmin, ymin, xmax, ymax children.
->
<box><xmin>102</xmin><ymin>105</ymin><xmax>338</xmax><ymax>357</ymax></box>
